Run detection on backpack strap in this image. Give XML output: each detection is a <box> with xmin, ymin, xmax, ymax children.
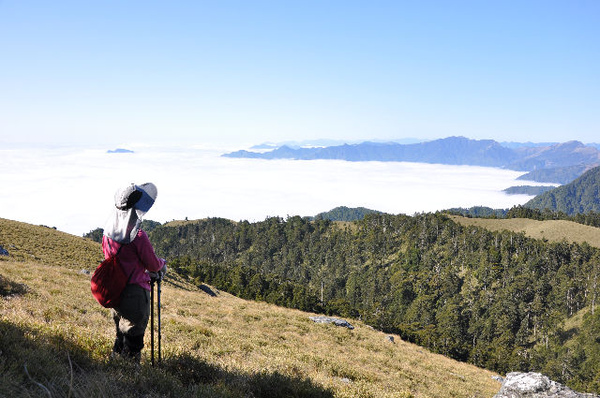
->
<box><xmin>106</xmin><ymin>238</ymin><xmax>123</xmax><ymax>258</ymax></box>
<box><xmin>107</xmin><ymin>239</ymin><xmax>136</xmax><ymax>284</ymax></box>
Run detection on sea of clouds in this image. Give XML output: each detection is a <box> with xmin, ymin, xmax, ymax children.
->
<box><xmin>0</xmin><ymin>143</ymin><xmax>550</xmax><ymax>236</ymax></box>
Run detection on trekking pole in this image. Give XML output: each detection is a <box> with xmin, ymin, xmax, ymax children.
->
<box><xmin>157</xmin><ymin>278</ymin><xmax>162</xmax><ymax>364</ymax></box>
<box><xmin>150</xmin><ymin>279</ymin><xmax>155</xmax><ymax>366</ymax></box>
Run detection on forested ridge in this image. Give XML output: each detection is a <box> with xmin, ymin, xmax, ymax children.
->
<box><xmin>147</xmin><ymin>212</ymin><xmax>600</xmax><ymax>392</ymax></box>
<box><xmin>525</xmin><ymin>165</ymin><xmax>600</xmax><ymax>215</ymax></box>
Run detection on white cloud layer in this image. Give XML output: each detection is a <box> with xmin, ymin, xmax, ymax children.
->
<box><xmin>0</xmin><ymin>144</ymin><xmax>546</xmax><ymax>236</ymax></box>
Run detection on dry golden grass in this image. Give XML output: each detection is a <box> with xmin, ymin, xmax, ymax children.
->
<box><xmin>162</xmin><ymin>279</ymin><xmax>501</xmax><ymax>397</ymax></box>
<box><xmin>0</xmin><ymin>217</ymin><xmax>103</xmax><ymax>268</ymax></box>
<box><xmin>450</xmin><ymin>215</ymin><xmax>600</xmax><ymax>248</ymax></box>
<box><xmin>0</xmin><ymin>218</ymin><xmax>501</xmax><ymax>397</ymax></box>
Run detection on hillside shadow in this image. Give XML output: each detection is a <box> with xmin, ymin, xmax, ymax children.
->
<box><xmin>162</xmin><ymin>277</ymin><xmax>219</xmax><ymax>297</ymax></box>
<box><xmin>0</xmin><ymin>320</ymin><xmax>335</xmax><ymax>398</ymax></box>
<box><xmin>162</xmin><ymin>352</ymin><xmax>334</xmax><ymax>398</ymax></box>
<box><xmin>0</xmin><ymin>274</ymin><xmax>28</xmax><ymax>297</ymax></box>
<box><xmin>198</xmin><ymin>283</ymin><xmax>218</xmax><ymax>297</ymax></box>
<box><xmin>162</xmin><ymin>277</ymin><xmax>193</xmax><ymax>291</ymax></box>
<box><xmin>558</xmin><ymin>327</ymin><xmax>579</xmax><ymax>343</ymax></box>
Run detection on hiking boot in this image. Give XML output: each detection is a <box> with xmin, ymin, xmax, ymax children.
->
<box><xmin>122</xmin><ymin>334</ymin><xmax>144</xmax><ymax>364</ymax></box>
<box><xmin>112</xmin><ymin>332</ymin><xmax>124</xmax><ymax>355</ymax></box>
<box><xmin>121</xmin><ymin>346</ymin><xmax>141</xmax><ymax>364</ymax></box>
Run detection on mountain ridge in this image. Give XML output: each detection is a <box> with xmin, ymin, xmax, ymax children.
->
<box><xmin>223</xmin><ymin>137</ymin><xmax>600</xmax><ymax>184</ymax></box>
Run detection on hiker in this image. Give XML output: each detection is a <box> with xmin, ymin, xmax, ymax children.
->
<box><xmin>102</xmin><ymin>182</ymin><xmax>167</xmax><ymax>363</ymax></box>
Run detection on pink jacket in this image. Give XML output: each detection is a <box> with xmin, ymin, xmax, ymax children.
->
<box><xmin>102</xmin><ymin>229</ymin><xmax>165</xmax><ymax>291</ymax></box>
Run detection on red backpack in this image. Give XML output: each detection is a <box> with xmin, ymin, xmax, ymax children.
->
<box><xmin>91</xmin><ymin>247</ymin><xmax>133</xmax><ymax>308</ymax></box>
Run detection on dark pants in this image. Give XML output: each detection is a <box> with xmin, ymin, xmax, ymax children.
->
<box><xmin>111</xmin><ymin>284</ymin><xmax>150</xmax><ymax>360</ymax></box>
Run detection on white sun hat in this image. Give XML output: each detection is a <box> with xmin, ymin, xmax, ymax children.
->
<box><xmin>105</xmin><ymin>182</ymin><xmax>158</xmax><ymax>244</ymax></box>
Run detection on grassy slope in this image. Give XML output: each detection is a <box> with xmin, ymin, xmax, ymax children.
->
<box><xmin>0</xmin><ymin>218</ymin><xmax>500</xmax><ymax>397</ymax></box>
<box><xmin>449</xmin><ymin>215</ymin><xmax>600</xmax><ymax>248</ymax></box>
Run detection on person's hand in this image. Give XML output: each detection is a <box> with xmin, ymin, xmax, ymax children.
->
<box><xmin>158</xmin><ymin>262</ymin><xmax>167</xmax><ymax>279</ymax></box>
<box><xmin>149</xmin><ymin>262</ymin><xmax>167</xmax><ymax>281</ymax></box>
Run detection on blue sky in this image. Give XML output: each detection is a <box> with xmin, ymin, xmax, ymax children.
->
<box><xmin>1</xmin><ymin>0</ymin><xmax>598</xmax><ymax>147</ymax></box>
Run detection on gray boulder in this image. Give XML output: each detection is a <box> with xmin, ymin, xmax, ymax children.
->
<box><xmin>309</xmin><ymin>316</ymin><xmax>354</xmax><ymax>329</ymax></box>
<box><xmin>494</xmin><ymin>372</ymin><xmax>598</xmax><ymax>398</ymax></box>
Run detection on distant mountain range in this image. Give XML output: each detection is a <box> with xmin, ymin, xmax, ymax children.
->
<box><xmin>223</xmin><ymin>137</ymin><xmax>600</xmax><ymax>184</ymax></box>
